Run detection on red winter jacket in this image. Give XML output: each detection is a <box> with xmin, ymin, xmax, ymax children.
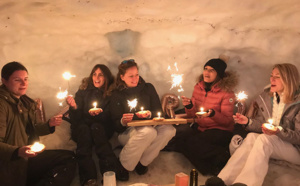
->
<box><xmin>185</xmin><ymin>72</ymin><xmax>238</xmax><ymax>132</ymax></box>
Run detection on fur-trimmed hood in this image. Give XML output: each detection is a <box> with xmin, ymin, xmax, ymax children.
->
<box><xmin>79</xmin><ymin>77</ymin><xmax>90</xmax><ymax>90</ymax></box>
<box><xmin>198</xmin><ymin>71</ymin><xmax>239</xmax><ymax>92</ymax></box>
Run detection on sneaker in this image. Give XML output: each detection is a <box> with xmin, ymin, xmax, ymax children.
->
<box><xmin>135</xmin><ymin>162</ymin><xmax>148</xmax><ymax>175</ymax></box>
<box><xmin>84</xmin><ymin>179</ymin><xmax>98</xmax><ymax>186</ymax></box>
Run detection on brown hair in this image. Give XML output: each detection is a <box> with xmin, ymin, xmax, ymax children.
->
<box><xmin>115</xmin><ymin>59</ymin><xmax>139</xmax><ymax>90</ymax></box>
<box><xmin>272</xmin><ymin>63</ymin><xmax>300</xmax><ymax>103</ymax></box>
<box><xmin>80</xmin><ymin>64</ymin><xmax>114</xmax><ymax>98</ymax></box>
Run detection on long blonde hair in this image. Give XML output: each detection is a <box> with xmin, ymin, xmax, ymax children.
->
<box><xmin>273</xmin><ymin>63</ymin><xmax>300</xmax><ymax>103</ymax></box>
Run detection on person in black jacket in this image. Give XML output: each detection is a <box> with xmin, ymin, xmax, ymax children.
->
<box><xmin>66</xmin><ymin>64</ymin><xmax>128</xmax><ymax>186</ymax></box>
<box><xmin>110</xmin><ymin>59</ymin><xmax>176</xmax><ymax>175</ymax></box>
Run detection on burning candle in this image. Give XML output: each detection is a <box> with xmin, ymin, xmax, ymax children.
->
<box><xmin>30</xmin><ymin>142</ymin><xmax>45</xmax><ymax>153</ymax></box>
<box><xmin>89</xmin><ymin>102</ymin><xmax>102</xmax><ymax>113</ymax></box>
<box><xmin>262</xmin><ymin>119</ymin><xmax>277</xmax><ymax>131</ymax></box>
<box><xmin>153</xmin><ymin>111</ymin><xmax>164</xmax><ymax>121</ymax></box>
<box><xmin>196</xmin><ymin>107</ymin><xmax>207</xmax><ymax>116</ymax></box>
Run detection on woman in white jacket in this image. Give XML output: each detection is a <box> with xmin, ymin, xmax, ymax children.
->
<box><xmin>208</xmin><ymin>63</ymin><xmax>300</xmax><ymax>186</ymax></box>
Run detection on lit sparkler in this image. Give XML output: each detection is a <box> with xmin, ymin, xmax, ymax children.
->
<box><xmin>62</xmin><ymin>72</ymin><xmax>76</xmax><ymax>80</ymax></box>
<box><xmin>56</xmin><ymin>87</ymin><xmax>68</xmax><ymax>106</ymax></box>
<box><xmin>235</xmin><ymin>91</ymin><xmax>248</xmax><ymax>114</ymax></box>
<box><xmin>127</xmin><ymin>98</ymin><xmax>138</xmax><ymax>112</ymax></box>
<box><xmin>168</xmin><ymin>62</ymin><xmax>184</xmax><ymax>93</ymax></box>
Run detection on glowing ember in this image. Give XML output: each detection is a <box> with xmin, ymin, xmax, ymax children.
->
<box><xmin>127</xmin><ymin>98</ymin><xmax>138</xmax><ymax>111</ymax></box>
<box><xmin>62</xmin><ymin>72</ymin><xmax>76</xmax><ymax>80</ymax></box>
<box><xmin>31</xmin><ymin>142</ymin><xmax>45</xmax><ymax>152</ymax></box>
<box><xmin>236</xmin><ymin>91</ymin><xmax>248</xmax><ymax>101</ymax></box>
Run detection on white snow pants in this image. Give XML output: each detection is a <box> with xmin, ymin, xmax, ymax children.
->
<box><xmin>218</xmin><ymin>133</ymin><xmax>300</xmax><ymax>186</ymax></box>
<box><xmin>118</xmin><ymin>125</ymin><xmax>176</xmax><ymax>171</ymax></box>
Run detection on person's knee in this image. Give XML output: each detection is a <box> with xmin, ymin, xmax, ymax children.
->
<box><xmin>137</xmin><ymin>126</ymin><xmax>157</xmax><ymax>141</ymax></box>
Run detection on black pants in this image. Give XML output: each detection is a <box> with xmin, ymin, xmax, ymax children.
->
<box><xmin>71</xmin><ymin>122</ymin><xmax>119</xmax><ymax>185</ymax></box>
<box><xmin>176</xmin><ymin>125</ymin><xmax>232</xmax><ymax>175</ymax></box>
<box><xmin>26</xmin><ymin>150</ymin><xmax>76</xmax><ymax>186</ymax></box>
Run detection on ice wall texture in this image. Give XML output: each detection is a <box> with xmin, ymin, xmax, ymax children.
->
<box><xmin>0</xmin><ymin>0</ymin><xmax>299</xmax><ymax>117</ymax></box>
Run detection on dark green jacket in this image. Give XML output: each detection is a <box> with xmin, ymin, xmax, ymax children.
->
<box><xmin>0</xmin><ymin>85</ymin><xmax>54</xmax><ymax>186</ymax></box>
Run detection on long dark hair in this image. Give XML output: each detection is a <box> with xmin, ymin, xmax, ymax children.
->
<box><xmin>83</xmin><ymin>64</ymin><xmax>114</xmax><ymax>98</ymax></box>
<box><xmin>115</xmin><ymin>59</ymin><xmax>139</xmax><ymax>90</ymax></box>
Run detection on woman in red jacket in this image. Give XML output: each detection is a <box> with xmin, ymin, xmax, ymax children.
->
<box><xmin>180</xmin><ymin>58</ymin><xmax>238</xmax><ymax>175</ymax></box>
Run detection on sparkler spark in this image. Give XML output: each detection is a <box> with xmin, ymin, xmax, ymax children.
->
<box><xmin>236</xmin><ymin>91</ymin><xmax>248</xmax><ymax>101</ymax></box>
<box><xmin>62</xmin><ymin>72</ymin><xmax>76</xmax><ymax>80</ymax></box>
<box><xmin>56</xmin><ymin>88</ymin><xmax>68</xmax><ymax>100</ymax></box>
<box><xmin>168</xmin><ymin>62</ymin><xmax>184</xmax><ymax>93</ymax></box>
<box><xmin>127</xmin><ymin>98</ymin><xmax>138</xmax><ymax>111</ymax></box>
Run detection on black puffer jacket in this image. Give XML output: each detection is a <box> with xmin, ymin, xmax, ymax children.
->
<box><xmin>69</xmin><ymin>79</ymin><xmax>113</xmax><ymax>135</ymax></box>
<box><xmin>110</xmin><ymin>77</ymin><xmax>162</xmax><ymax>133</ymax></box>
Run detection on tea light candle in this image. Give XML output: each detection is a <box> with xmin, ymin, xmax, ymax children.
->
<box><xmin>262</xmin><ymin>119</ymin><xmax>277</xmax><ymax>131</ymax></box>
<box><xmin>153</xmin><ymin>112</ymin><xmax>164</xmax><ymax>121</ymax></box>
<box><xmin>137</xmin><ymin>107</ymin><xmax>147</xmax><ymax>115</ymax></box>
<box><xmin>31</xmin><ymin>142</ymin><xmax>45</xmax><ymax>153</ymax></box>
<box><xmin>89</xmin><ymin>102</ymin><xmax>102</xmax><ymax>113</ymax></box>
<box><xmin>196</xmin><ymin>107</ymin><xmax>207</xmax><ymax>116</ymax></box>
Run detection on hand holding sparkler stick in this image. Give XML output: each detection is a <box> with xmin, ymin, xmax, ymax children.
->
<box><xmin>66</xmin><ymin>95</ymin><xmax>77</xmax><ymax>109</ymax></box>
<box><xmin>49</xmin><ymin>114</ymin><xmax>63</xmax><ymax>127</ymax></box>
<box><xmin>181</xmin><ymin>96</ymin><xmax>191</xmax><ymax>106</ymax></box>
<box><xmin>233</xmin><ymin>113</ymin><xmax>249</xmax><ymax>124</ymax></box>
<box><xmin>122</xmin><ymin>113</ymin><xmax>134</xmax><ymax>126</ymax></box>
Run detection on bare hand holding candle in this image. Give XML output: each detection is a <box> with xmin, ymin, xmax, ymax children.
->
<box><xmin>135</xmin><ymin>107</ymin><xmax>151</xmax><ymax>118</ymax></box>
<box><xmin>196</xmin><ymin>107</ymin><xmax>209</xmax><ymax>118</ymax></box>
<box><xmin>153</xmin><ymin>112</ymin><xmax>165</xmax><ymax>121</ymax></box>
<box><xmin>89</xmin><ymin>102</ymin><xmax>103</xmax><ymax>116</ymax></box>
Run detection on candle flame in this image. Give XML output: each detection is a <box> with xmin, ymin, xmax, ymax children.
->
<box><xmin>236</xmin><ymin>91</ymin><xmax>248</xmax><ymax>101</ymax></box>
<box><xmin>63</xmin><ymin>72</ymin><xmax>76</xmax><ymax>80</ymax></box>
<box><xmin>127</xmin><ymin>98</ymin><xmax>138</xmax><ymax>111</ymax></box>
<box><xmin>200</xmin><ymin>107</ymin><xmax>204</xmax><ymax>112</ymax></box>
<box><xmin>31</xmin><ymin>142</ymin><xmax>45</xmax><ymax>152</ymax></box>
<box><xmin>93</xmin><ymin>102</ymin><xmax>97</xmax><ymax>108</ymax></box>
<box><xmin>158</xmin><ymin>112</ymin><xmax>161</xmax><ymax>118</ymax></box>
<box><xmin>268</xmin><ymin>119</ymin><xmax>273</xmax><ymax>125</ymax></box>
<box><xmin>141</xmin><ymin>107</ymin><xmax>144</xmax><ymax>111</ymax></box>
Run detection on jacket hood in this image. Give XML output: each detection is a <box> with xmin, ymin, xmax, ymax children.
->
<box><xmin>198</xmin><ymin>71</ymin><xmax>239</xmax><ymax>92</ymax></box>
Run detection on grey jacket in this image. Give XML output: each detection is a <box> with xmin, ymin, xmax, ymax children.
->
<box><xmin>246</xmin><ymin>87</ymin><xmax>300</xmax><ymax>151</ymax></box>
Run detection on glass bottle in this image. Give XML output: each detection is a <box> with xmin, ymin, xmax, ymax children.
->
<box><xmin>189</xmin><ymin>169</ymin><xmax>198</xmax><ymax>186</ymax></box>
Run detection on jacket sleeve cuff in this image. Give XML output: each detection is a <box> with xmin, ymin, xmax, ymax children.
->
<box><xmin>185</xmin><ymin>103</ymin><xmax>193</xmax><ymax>109</ymax></box>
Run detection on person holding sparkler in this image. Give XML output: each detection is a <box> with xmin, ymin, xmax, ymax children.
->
<box><xmin>205</xmin><ymin>63</ymin><xmax>300</xmax><ymax>186</ymax></box>
<box><xmin>0</xmin><ymin>62</ymin><xmax>76</xmax><ymax>186</ymax></box>
<box><xmin>179</xmin><ymin>58</ymin><xmax>238</xmax><ymax>176</ymax></box>
<box><xmin>66</xmin><ymin>64</ymin><xmax>128</xmax><ymax>185</ymax></box>
<box><xmin>110</xmin><ymin>59</ymin><xmax>176</xmax><ymax>175</ymax></box>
